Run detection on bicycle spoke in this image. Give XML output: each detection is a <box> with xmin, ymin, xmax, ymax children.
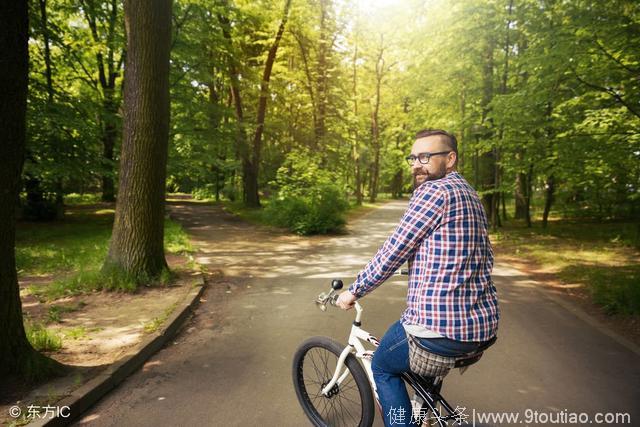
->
<box><xmin>295</xmin><ymin>341</ymin><xmax>371</xmax><ymax>427</ymax></box>
<box><xmin>336</xmin><ymin>392</ymin><xmax>358</xmax><ymax>426</ymax></box>
<box><xmin>308</xmin><ymin>349</ymin><xmax>326</xmax><ymax>382</ymax></box>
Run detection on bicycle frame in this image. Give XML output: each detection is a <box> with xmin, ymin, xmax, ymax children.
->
<box><xmin>319</xmin><ymin>299</ymin><xmax>468</xmax><ymax>427</ymax></box>
<box><xmin>320</xmin><ymin>302</ymin><xmax>380</xmax><ymax>399</ymax></box>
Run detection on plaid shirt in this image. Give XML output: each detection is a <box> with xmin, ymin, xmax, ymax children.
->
<box><xmin>348</xmin><ymin>172</ymin><xmax>499</xmax><ymax>342</ymax></box>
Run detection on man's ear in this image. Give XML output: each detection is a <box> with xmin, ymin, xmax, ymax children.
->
<box><xmin>447</xmin><ymin>151</ymin><xmax>457</xmax><ymax>169</ymax></box>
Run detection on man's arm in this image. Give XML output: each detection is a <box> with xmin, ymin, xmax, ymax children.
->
<box><xmin>347</xmin><ymin>184</ymin><xmax>446</xmax><ymax>299</ymax></box>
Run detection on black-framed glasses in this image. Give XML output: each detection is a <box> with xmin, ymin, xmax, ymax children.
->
<box><xmin>405</xmin><ymin>151</ymin><xmax>451</xmax><ymax>166</ymax></box>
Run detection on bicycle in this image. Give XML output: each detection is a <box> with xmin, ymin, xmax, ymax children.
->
<box><xmin>292</xmin><ymin>276</ymin><xmax>496</xmax><ymax>427</ymax></box>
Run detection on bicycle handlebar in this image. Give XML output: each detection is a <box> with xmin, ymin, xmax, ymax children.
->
<box><xmin>315</xmin><ymin>268</ymin><xmax>409</xmax><ymax>311</ymax></box>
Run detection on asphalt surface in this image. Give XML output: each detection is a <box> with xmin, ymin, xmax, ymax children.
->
<box><xmin>73</xmin><ymin>200</ymin><xmax>640</xmax><ymax>427</ymax></box>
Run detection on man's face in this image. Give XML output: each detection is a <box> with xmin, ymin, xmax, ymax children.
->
<box><xmin>410</xmin><ymin>136</ymin><xmax>456</xmax><ymax>188</ymax></box>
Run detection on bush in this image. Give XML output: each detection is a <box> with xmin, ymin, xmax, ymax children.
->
<box><xmin>264</xmin><ymin>149</ymin><xmax>348</xmax><ymax>235</ymax></box>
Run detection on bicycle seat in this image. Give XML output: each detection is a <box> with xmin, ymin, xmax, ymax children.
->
<box><xmin>453</xmin><ymin>336</ymin><xmax>497</xmax><ymax>369</ymax></box>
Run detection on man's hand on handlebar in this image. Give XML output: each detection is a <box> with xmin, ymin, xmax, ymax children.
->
<box><xmin>336</xmin><ymin>290</ymin><xmax>357</xmax><ymax>310</ymax></box>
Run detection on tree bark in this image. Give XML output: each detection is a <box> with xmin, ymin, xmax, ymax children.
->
<box><xmin>0</xmin><ymin>0</ymin><xmax>62</xmax><ymax>381</ymax></box>
<box><xmin>103</xmin><ymin>0</ymin><xmax>172</xmax><ymax>281</ymax></box>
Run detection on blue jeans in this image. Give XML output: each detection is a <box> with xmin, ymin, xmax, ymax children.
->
<box><xmin>372</xmin><ymin>320</ymin><xmax>483</xmax><ymax>427</ymax></box>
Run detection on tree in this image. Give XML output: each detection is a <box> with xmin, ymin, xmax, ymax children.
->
<box><xmin>218</xmin><ymin>0</ymin><xmax>292</xmax><ymax>207</ymax></box>
<box><xmin>0</xmin><ymin>0</ymin><xmax>62</xmax><ymax>381</ymax></box>
<box><xmin>78</xmin><ymin>0</ymin><xmax>125</xmax><ymax>202</ymax></box>
<box><xmin>103</xmin><ymin>0</ymin><xmax>173</xmax><ymax>281</ymax></box>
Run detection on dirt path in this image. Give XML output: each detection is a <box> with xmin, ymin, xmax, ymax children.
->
<box><xmin>73</xmin><ymin>200</ymin><xmax>640</xmax><ymax>427</ymax></box>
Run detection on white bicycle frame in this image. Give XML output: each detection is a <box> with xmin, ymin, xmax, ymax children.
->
<box><xmin>320</xmin><ymin>301</ymin><xmax>382</xmax><ymax>402</ymax></box>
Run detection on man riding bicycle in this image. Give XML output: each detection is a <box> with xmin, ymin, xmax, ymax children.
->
<box><xmin>336</xmin><ymin>129</ymin><xmax>499</xmax><ymax>427</ymax></box>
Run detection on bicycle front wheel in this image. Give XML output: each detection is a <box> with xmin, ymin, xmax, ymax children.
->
<box><xmin>292</xmin><ymin>336</ymin><xmax>375</xmax><ymax>427</ymax></box>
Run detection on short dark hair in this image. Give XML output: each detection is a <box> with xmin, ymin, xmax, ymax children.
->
<box><xmin>414</xmin><ymin>129</ymin><xmax>458</xmax><ymax>156</ymax></box>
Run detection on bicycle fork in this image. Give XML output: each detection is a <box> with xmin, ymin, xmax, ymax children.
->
<box><xmin>320</xmin><ymin>344</ymin><xmax>355</xmax><ymax>396</ymax></box>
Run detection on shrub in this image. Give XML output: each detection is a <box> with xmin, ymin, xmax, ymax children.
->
<box><xmin>264</xmin><ymin>149</ymin><xmax>348</xmax><ymax>235</ymax></box>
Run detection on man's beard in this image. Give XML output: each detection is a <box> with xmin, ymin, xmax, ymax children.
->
<box><xmin>413</xmin><ymin>163</ymin><xmax>448</xmax><ymax>189</ymax></box>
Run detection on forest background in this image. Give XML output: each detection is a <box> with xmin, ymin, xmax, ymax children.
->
<box><xmin>2</xmin><ymin>0</ymin><xmax>639</xmax><ymax>383</ymax></box>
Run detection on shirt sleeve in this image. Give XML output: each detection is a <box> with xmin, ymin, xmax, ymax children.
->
<box><xmin>348</xmin><ymin>184</ymin><xmax>446</xmax><ymax>299</ymax></box>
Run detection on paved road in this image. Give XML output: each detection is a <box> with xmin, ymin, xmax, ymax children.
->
<box><xmin>74</xmin><ymin>200</ymin><xmax>640</xmax><ymax>427</ymax></box>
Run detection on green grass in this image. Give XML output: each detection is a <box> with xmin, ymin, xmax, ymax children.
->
<box><xmin>61</xmin><ymin>326</ymin><xmax>88</xmax><ymax>340</ymax></box>
<box><xmin>17</xmin><ymin>206</ymin><xmax>193</xmax><ymax>301</ymax></box>
<box><xmin>64</xmin><ymin>193</ymin><xmax>102</xmax><ymax>205</ymax></box>
<box><xmin>492</xmin><ymin>219</ymin><xmax>640</xmax><ymax>315</ymax></box>
<box><xmin>26</xmin><ymin>322</ymin><xmax>63</xmax><ymax>352</ymax></box>
<box><xmin>16</xmin><ymin>210</ymin><xmax>113</xmax><ymax>276</ymax></box>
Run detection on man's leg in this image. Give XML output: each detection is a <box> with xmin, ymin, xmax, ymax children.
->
<box><xmin>372</xmin><ymin>320</ymin><xmax>419</xmax><ymax>427</ymax></box>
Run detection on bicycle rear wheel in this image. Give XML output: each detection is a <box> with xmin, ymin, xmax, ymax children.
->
<box><xmin>292</xmin><ymin>336</ymin><xmax>375</xmax><ymax>427</ymax></box>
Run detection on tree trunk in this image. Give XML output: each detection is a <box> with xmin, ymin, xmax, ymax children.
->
<box><xmin>391</xmin><ymin>170</ymin><xmax>403</xmax><ymax>199</ymax></box>
<box><xmin>207</xmin><ymin>76</ymin><xmax>224</xmax><ymax>202</ymax></box>
<box><xmin>542</xmin><ymin>174</ymin><xmax>555</xmax><ymax>228</ymax></box>
<box><xmin>525</xmin><ymin>163</ymin><xmax>533</xmax><ymax>227</ymax></box>
<box><xmin>0</xmin><ymin>0</ymin><xmax>62</xmax><ymax>382</ymax></box>
<box><xmin>218</xmin><ymin>9</ymin><xmax>247</xmax><ymax>205</ymax></box>
<box><xmin>103</xmin><ymin>0</ymin><xmax>172</xmax><ymax>281</ymax></box>
<box><xmin>81</xmin><ymin>0</ymin><xmax>123</xmax><ymax>203</ymax></box>
<box><xmin>492</xmin><ymin>0</ymin><xmax>513</xmax><ymax>229</ymax></box>
<box><xmin>245</xmin><ymin>0</ymin><xmax>292</xmax><ymax>207</ymax></box>
<box><xmin>479</xmin><ymin>37</ymin><xmax>496</xmax><ymax>226</ymax></box>
<box><xmin>351</xmin><ymin>37</ymin><xmax>362</xmax><ymax>205</ymax></box>
<box><xmin>293</xmin><ymin>30</ymin><xmax>318</xmax><ymax>150</ymax></box>
<box><xmin>515</xmin><ymin>169</ymin><xmax>528</xmax><ymax>219</ymax></box>
<box><xmin>369</xmin><ymin>146</ymin><xmax>380</xmax><ymax>203</ymax></box>
<box><xmin>369</xmin><ymin>35</ymin><xmax>386</xmax><ymax>204</ymax></box>
<box><xmin>314</xmin><ymin>0</ymin><xmax>329</xmax><ymax>150</ymax></box>
<box><xmin>22</xmin><ymin>0</ymin><xmax>62</xmax><ymax>221</ymax></box>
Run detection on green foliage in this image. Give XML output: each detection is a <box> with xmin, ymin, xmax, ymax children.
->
<box><xmin>164</xmin><ymin>220</ymin><xmax>193</xmax><ymax>254</ymax></box>
<box><xmin>26</xmin><ymin>322</ymin><xmax>62</xmax><ymax>352</ymax></box>
<box><xmin>264</xmin><ymin>149</ymin><xmax>348</xmax><ymax>235</ymax></box>
<box><xmin>492</xmin><ymin>219</ymin><xmax>640</xmax><ymax>315</ymax></box>
<box><xmin>64</xmin><ymin>193</ymin><xmax>101</xmax><ymax>205</ymax></box>
<box><xmin>18</xmin><ymin>208</ymin><xmax>192</xmax><ymax>300</ymax></box>
<box><xmin>571</xmin><ymin>266</ymin><xmax>640</xmax><ymax>315</ymax></box>
<box><xmin>16</xmin><ymin>211</ymin><xmax>113</xmax><ymax>275</ymax></box>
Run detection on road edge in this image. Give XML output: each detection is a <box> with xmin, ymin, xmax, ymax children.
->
<box><xmin>29</xmin><ymin>276</ymin><xmax>207</xmax><ymax>427</ymax></box>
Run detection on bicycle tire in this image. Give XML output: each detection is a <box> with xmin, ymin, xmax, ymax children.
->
<box><xmin>292</xmin><ymin>336</ymin><xmax>375</xmax><ymax>427</ymax></box>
